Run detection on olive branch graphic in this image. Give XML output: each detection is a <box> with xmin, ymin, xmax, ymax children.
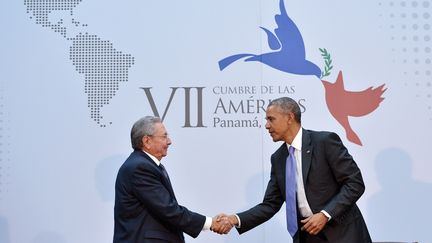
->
<box><xmin>319</xmin><ymin>48</ymin><xmax>333</xmax><ymax>79</ymax></box>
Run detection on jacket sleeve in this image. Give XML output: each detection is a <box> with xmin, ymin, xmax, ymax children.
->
<box><xmin>237</xmin><ymin>152</ymin><xmax>285</xmax><ymax>234</ymax></box>
<box><xmin>321</xmin><ymin>132</ymin><xmax>366</xmax><ymax>221</ymax></box>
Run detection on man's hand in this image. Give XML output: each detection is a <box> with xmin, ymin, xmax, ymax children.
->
<box><xmin>211</xmin><ymin>213</ymin><xmax>233</xmax><ymax>234</ymax></box>
<box><xmin>300</xmin><ymin>212</ymin><xmax>328</xmax><ymax>235</ymax></box>
<box><xmin>227</xmin><ymin>214</ymin><xmax>239</xmax><ymax>227</ymax></box>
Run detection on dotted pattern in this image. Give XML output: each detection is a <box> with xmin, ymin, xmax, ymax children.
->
<box><xmin>24</xmin><ymin>0</ymin><xmax>135</xmax><ymax>126</ymax></box>
<box><xmin>24</xmin><ymin>0</ymin><xmax>82</xmax><ymax>38</ymax></box>
<box><xmin>379</xmin><ymin>0</ymin><xmax>432</xmax><ymax>119</ymax></box>
<box><xmin>70</xmin><ymin>33</ymin><xmax>135</xmax><ymax>127</ymax></box>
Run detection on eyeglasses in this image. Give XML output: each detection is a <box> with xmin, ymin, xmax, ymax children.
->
<box><xmin>148</xmin><ymin>134</ymin><xmax>170</xmax><ymax>140</ymax></box>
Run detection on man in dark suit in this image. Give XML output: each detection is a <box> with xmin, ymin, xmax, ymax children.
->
<box><xmin>223</xmin><ymin>97</ymin><xmax>372</xmax><ymax>243</ymax></box>
<box><xmin>113</xmin><ymin>116</ymin><xmax>231</xmax><ymax>243</ymax></box>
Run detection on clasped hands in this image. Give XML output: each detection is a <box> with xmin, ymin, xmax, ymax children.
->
<box><xmin>210</xmin><ymin>213</ymin><xmax>238</xmax><ymax>234</ymax></box>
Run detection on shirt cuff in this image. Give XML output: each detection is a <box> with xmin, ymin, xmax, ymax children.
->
<box><xmin>234</xmin><ymin>214</ymin><xmax>241</xmax><ymax>228</ymax></box>
<box><xmin>202</xmin><ymin>216</ymin><xmax>213</xmax><ymax>231</ymax></box>
<box><xmin>320</xmin><ymin>210</ymin><xmax>331</xmax><ymax>221</ymax></box>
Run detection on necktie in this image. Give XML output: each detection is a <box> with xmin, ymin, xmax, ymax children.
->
<box><xmin>159</xmin><ymin>163</ymin><xmax>170</xmax><ymax>182</ymax></box>
<box><xmin>286</xmin><ymin>146</ymin><xmax>298</xmax><ymax>237</ymax></box>
<box><xmin>159</xmin><ymin>163</ymin><xmax>177</xmax><ymax>201</ymax></box>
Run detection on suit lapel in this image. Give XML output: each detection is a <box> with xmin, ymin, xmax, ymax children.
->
<box><xmin>301</xmin><ymin>129</ymin><xmax>313</xmax><ymax>185</ymax></box>
<box><xmin>279</xmin><ymin>144</ymin><xmax>289</xmax><ymax>164</ymax></box>
<box><xmin>139</xmin><ymin>151</ymin><xmax>177</xmax><ymax>200</ymax></box>
<box><xmin>276</xmin><ymin>143</ymin><xmax>289</xmax><ymax>198</ymax></box>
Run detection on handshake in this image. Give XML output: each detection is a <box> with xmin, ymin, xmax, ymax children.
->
<box><xmin>210</xmin><ymin>213</ymin><xmax>238</xmax><ymax>234</ymax></box>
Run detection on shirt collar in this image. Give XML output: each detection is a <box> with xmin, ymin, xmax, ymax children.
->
<box><xmin>286</xmin><ymin>127</ymin><xmax>303</xmax><ymax>151</ymax></box>
<box><xmin>143</xmin><ymin>150</ymin><xmax>161</xmax><ymax>166</ymax></box>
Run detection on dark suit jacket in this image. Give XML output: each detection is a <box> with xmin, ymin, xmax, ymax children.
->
<box><xmin>236</xmin><ymin>129</ymin><xmax>372</xmax><ymax>243</ymax></box>
<box><xmin>113</xmin><ymin>150</ymin><xmax>206</xmax><ymax>243</ymax></box>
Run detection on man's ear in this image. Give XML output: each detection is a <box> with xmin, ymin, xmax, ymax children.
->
<box><xmin>287</xmin><ymin>112</ymin><xmax>294</xmax><ymax>124</ymax></box>
<box><xmin>142</xmin><ymin>136</ymin><xmax>150</xmax><ymax>150</ymax></box>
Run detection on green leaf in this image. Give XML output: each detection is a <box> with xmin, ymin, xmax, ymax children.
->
<box><xmin>319</xmin><ymin>48</ymin><xmax>334</xmax><ymax>78</ymax></box>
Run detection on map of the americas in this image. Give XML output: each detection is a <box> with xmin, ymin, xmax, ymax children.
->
<box><xmin>24</xmin><ymin>0</ymin><xmax>135</xmax><ymax>127</ymax></box>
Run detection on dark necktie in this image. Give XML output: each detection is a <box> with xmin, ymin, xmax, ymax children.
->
<box><xmin>286</xmin><ymin>146</ymin><xmax>298</xmax><ymax>237</ymax></box>
<box><xmin>159</xmin><ymin>163</ymin><xmax>171</xmax><ymax>182</ymax></box>
<box><xmin>159</xmin><ymin>163</ymin><xmax>177</xmax><ymax>202</ymax></box>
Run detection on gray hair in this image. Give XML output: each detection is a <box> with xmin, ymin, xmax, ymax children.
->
<box><xmin>268</xmin><ymin>97</ymin><xmax>301</xmax><ymax>123</ymax></box>
<box><xmin>130</xmin><ymin>116</ymin><xmax>161</xmax><ymax>150</ymax></box>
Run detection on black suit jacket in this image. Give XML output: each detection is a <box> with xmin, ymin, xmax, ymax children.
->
<box><xmin>113</xmin><ymin>150</ymin><xmax>206</xmax><ymax>243</ymax></box>
<box><xmin>237</xmin><ymin>129</ymin><xmax>372</xmax><ymax>243</ymax></box>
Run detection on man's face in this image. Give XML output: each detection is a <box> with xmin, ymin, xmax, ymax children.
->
<box><xmin>265</xmin><ymin>105</ymin><xmax>291</xmax><ymax>142</ymax></box>
<box><xmin>144</xmin><ymin>122</ymin><xmax>172</xmax><ymax>160</ymax></box>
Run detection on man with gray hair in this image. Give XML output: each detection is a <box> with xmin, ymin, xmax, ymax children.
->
<box><xmin>114</xmin><ymin>116</ymin><xmax>231</xmax><ymax>242</ymax></box>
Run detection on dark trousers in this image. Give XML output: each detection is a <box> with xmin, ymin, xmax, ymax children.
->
<box><xmin>299</xmin><ymin>229</ymin><xmax>329</xmax><ymax>243</ymax></box>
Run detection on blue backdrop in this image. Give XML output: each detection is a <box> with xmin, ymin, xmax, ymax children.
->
<box><xmin>1</xmin><ymin>0</ymin><xmax>431</xmax><ymax>242</ymax></box>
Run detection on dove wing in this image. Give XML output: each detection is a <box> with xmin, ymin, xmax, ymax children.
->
<box><xmin>260</xmin><ymin>27</ymin><xmax>281</xmax><ymax>50</ymax></box>
<box><xmin>274</xmin><ymin>0</ymin><xmax>306</xmax><ymax>59</ymax></box>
